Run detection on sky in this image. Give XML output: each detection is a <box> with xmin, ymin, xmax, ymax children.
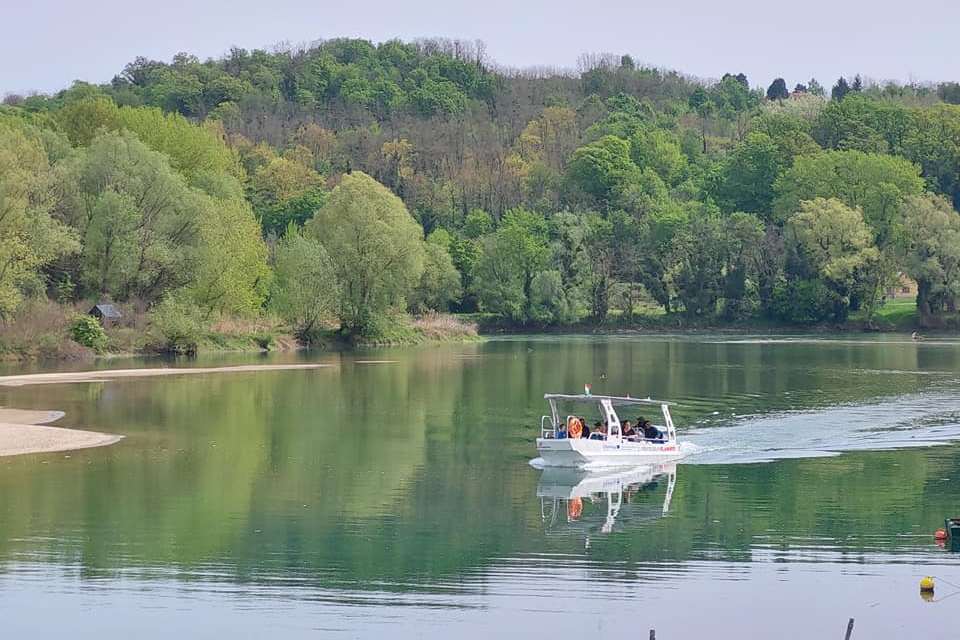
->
<box><xmin>3</xmin><ymin>0</ymin><xmax>960</xmax><ymax>95</ymax></box>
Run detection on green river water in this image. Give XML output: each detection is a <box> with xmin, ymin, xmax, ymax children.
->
<box><xmin>0</xmin><ymin>334</ymin><xmax>959</xmax><ymax>638</ymax></box>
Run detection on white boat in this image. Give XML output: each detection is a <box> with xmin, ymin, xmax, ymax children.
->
<box><xmin>534</xmin><ymin>392</ymin><xmax>684</xmax><ymax>468</ymax></box>
<box><xmin>537</xmin><ymin>463</ymin><xmax>677</xmax><ymax>535</ymax></box>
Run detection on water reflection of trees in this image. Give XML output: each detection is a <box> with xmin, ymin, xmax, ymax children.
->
<box><xmin>0</xmin><ymin>338</ymin><xmax>956</xmax><ymax>591</ymax></box>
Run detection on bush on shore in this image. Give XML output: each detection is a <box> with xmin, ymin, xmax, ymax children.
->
<box><xmin>0</xmin><ymin>300</ymin><xmax>93</xmax><ymax>360</ymax></box>
<box><xmin>68</xmin><ymin>314</ymin><xmax>108</xmax><ymax>353</ymax></box>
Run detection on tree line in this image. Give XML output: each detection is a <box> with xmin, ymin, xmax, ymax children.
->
<box><xmin>4</xmin><ymin>37</ymin><xmax>960</xmax><ymax>342</ymax></box>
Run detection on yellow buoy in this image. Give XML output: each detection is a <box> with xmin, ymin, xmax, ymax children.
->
<box><xmin>920</xmin><ymin>576</ymin><xmax>935</xmax><ymax>592</ymax></box>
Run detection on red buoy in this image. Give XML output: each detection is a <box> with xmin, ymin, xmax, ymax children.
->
<box><xmin>934</xmin><ymin>528</ymin><xmax>948</xmax><ymax>541</ymax></box>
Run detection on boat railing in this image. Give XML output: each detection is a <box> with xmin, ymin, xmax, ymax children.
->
<box><xmin>540</xmin><ymin>406</ymin><xmax>678</xmax><ymax>443</ymax></box>
<box><xmin>541</xmin><ymin>415</ymin><xmax>555</xmax><ymax>438</ymax></box>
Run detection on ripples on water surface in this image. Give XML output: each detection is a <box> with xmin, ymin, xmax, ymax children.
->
<box><xmin>0</xmin><ymin>334</ymin><xmax>959</xmax><ymax>638</ymax></box>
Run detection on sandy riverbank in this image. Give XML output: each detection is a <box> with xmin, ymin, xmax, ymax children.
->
<box><xmin>0</xmin><ymin>408</ymin><xmax>123</xmax><ymax>458</ymax></box>
<box><xmin>0</xmin><ymin>363</ymin><xmax>331</xmax><ymax>387</ymax></box>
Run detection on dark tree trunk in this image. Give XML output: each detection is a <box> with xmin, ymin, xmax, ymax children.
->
<box><xmin>916</xmin><ymin>279</ymin><xmax>933</xmax><ymax>328</ymax></box>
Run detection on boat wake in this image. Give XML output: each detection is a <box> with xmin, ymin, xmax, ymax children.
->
<box><xmin>680</xmin><ymin>390</ymin><xmax>960</xmax><ymax>464</ymax></box>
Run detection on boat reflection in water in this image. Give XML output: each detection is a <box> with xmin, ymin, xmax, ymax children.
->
<box><xmin>537</xmin><ymin>463</ymin><xmax>677</xmax><ymax>542</ymax></box>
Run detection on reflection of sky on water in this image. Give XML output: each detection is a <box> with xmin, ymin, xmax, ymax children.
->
<box><xmin>3</xmin><ymin>553</ymin><xmax>959</xmax><ymax>639</ymax></box>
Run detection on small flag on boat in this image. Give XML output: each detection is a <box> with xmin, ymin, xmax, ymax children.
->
<box><xmin>584</xmin><ymin>383</ymin><xmax>592</xmax><ymax>396</ymax></box>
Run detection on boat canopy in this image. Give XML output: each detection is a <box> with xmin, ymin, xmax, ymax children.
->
<box><xmin>543</xmin><ymin>393</ymin><xmax>675</xmax><ymax>406</ymax></box>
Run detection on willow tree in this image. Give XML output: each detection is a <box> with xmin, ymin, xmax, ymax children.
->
<box><xmin>189</xmin><ymin>196</ymin><xmax>271</xmax><ymax>317</ymax></box>
<box><xmin>786</xmin><ymin>198</ymin><xmax>879</xmax><ymax>322</ymax></box>
<box><xmin>269</xmin><ymin>225</ymin><xmax>339</xmax><ymax>339</ymax></box>
<box><xmin>305</xmin><ymin>172</ymin><xmax>424</xmax><ymax>337</ymax></box>
<box><xmin>0</xmin><ymin>120</ymin><xmax>79</xmax><ymax>317</ymax></box>
<box><xmin>898</xmin><ymin>194</ymin><xmax>960</xmax><ymax>324</ymax></box>
<box><xmin>62</xmin><ymin>130</ymin><xmax>199</xmax><ymax>301</ymax></box>
<box><xmin>60</xmin><ymin>130</ymin><xmax>269</xmax><ymax>314</ymax></box>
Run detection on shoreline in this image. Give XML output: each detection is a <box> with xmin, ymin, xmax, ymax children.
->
<box><xmin>475</xmin><ymin>324</ymin><xmax>928</xmax><ymax>337</ymax></box>
<box><xmin>0</xmin><ymin>363</ymin><xmax>332</xmax><ymax>387</ymax></box>
<box><xmin>0</xmin><ymin>408</ymin><xmax>123</xmax><ymax>458</ymax></box>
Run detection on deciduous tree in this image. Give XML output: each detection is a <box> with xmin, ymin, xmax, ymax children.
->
<box><xmin>898</xmin><ymin>194</ymin><xmax>960</xmax><ymax>324</ymax></box>
<box><xmin>786</xmin><ymin>198</ymin><xmax>879</xmax><ymax>322</ymax></box>
<box><xmin>766</xmin><ymin>78</ymin><xmax>789</xmax><ymax>101</ymax></box>
<box><xmin>304</xmin><ymin>172</ymin><xmax>425</xmax><ymax>336</ymax></box>
<box><xmin>0</xmin><ymin>120</ymin><xmax>79</xmax><ymax>317</ymax></box>
<box><xmin>269</xmin><ymin>225</ymin><xmax>339</xmax><ymax>338</ymax></box>
<box><xmin>472</xmin><ymin>208</ymin><xmax>551</xmax><ymax>323</ymax></box>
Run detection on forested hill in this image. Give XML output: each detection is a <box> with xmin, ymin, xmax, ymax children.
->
<box><xmin>3</xmin><ymin>37</ymin><xmax>960</xmax><ymax>355</ymax></box>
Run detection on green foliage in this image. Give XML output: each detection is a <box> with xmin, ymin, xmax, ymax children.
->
<box><xmin>258</xmin><ymin>186</ymin><xmax>327</xmax><ymax>236</ymax></box>
<box><xmin>56</xmin><ymin>96</ymin><xmax>121</xmax><ymax>146</ymax></box>
<box><xmin>108</xmin><ymin>39</ymin><xmax>494</xmax><ymax>120</ymax></box>
<box><xmin>712</xmin><ymin>114</ymin><xmax>821</xmax><ymax>216</ymax></box>
<box><xmin>248</xmin><ymin>153</ymin><xmax>326</xmax><ymax>234</ymax></box>
<box><xmin>473</xmin><ymin>208</ymin><xmax>552</xmax><ymax>323</ymax></box>
<box><xmin>409</xmin><ymin>240</ymin><xmax>462</xmax><ymax>313</ymax></box>
<box><xmin>785</xmin><ymin>198</ymin><xmax>879</xmax><ymax>322</ymax></box>
<box><xmin>774</xmin><ymin>150</ymin><xmax>924</xmax><ymax>241</ymax></box>
<box><xmin>0</xmin><ymin>118</ymin><xmax>80</xmax><ymax>318</ymax></box>
<box><xmin>898</xmin><ymin>194</ymin><xmax>960</xmax><ymax>322</ymax></box>
<box><xmin>566</xmin><ymin>135</ymin><xmax>639</xmax><ymax>205</ymax></box>
<box><xmin>938</xmin><ymin>82</ymin><xmax>960</xmax><ymax>105</ymax></box>
<box><xmin>68</xmin><ymin>314</ymin><xmax>108</xmax><ymax>353</ymax></box>
<box><xmin>634</xmin><ymin>203</ymin><xmax>689</xmax><ymax>312</ymax></box>
<box><xmin>529</xmin><ymin>270</ymin><xmax>576</xmax><ymax>324</ymax></box>
<box><xmin>587</xmin><ymin>94</ymin><xmax>655</xmax><ymax>139</ymax></box>
<box><xmin>188</xmin><ymin>197</ymin><xmax>271</xmax><ymax>317</ymax></box>
<box><xmin>722</xmin><ymin>212</ymin><xmax>767</xmax><ymax>318</ymax></box>
<box><xmin>812</xmin><ymin>94</ymin><xmax>911</xmax><ymax>154</ymax></box>
<box><xmin>55</xmin><ymin>129</ymin><xmax>270</xmax><ymax>318</ymax></box>
<box><xmin>463</xmin><ymin>209</ymin><xmax>494</xmax><ymax>238</ymax></box>
<box><xmin>771</xmin><ymin>278</ymin><xmax>837</xmax><ymax>324</ymax></box>
<box><xmin>269</xmin><ymin>225</ymin><xmax>339</xmax><ymax>339</ymax></box>
<box><xmin>901</xmin><ymin>105</ymin><xmax>960</xmax><ymax>209</ymax></box>
<box><xmin>712</xmin><ymin>132</ymin><xmax>786</xmax><ymax>215</ymax></box>
<box><xmin>832</xmin><ymin>77</ymin><xmax>852</xmax><ymax>101</ymax></box>
<box><xmin>148</xmin><ymin>296</ymin><xmax>206</xmax><ymax>354</ymax></box>
<box><xmin>580</xmin><ymin>213</ymin><xmax>615</xmax><ymax>321</ymax></box>
<box><xmin>629</xmin><ymin>128</ymin><xmax>686</xmax><ymax>185</ymax></box>
<box><xmin>62</xmin><ymin>130</ymin><xmax>200</xmax><ymax>301</ymax></box>
<box><xmin>9</xmin><ymin>38</ymin><xmax>960</xmax><ymax>338</ymax></box>
<box><xmin>674</xmin><ymin>205</ymin><xmax>731</xmax><ymax>317</ymax></box>
<box><xmin>304</xmin><ymin>172</ymin><xmax>425</xmax><ymax>336</ymax></box>
<box><xmin>353</xmin><ymin>310</ymin><xmax>419</xmax><ymax>345</ymax></box>
<box><xmin>447</xmin><ymin>235</ymin><xmax>482</xmax><ymax>311</ymax></box>
<box><xmin>117</xmin><ymin>106</ymin><xmax>244</xmax><ymax>191</ymax></box>
<box><xmin>766</xmin><ymin>78</ymin><xmax>789</xmax><ymax>101</ymax></box>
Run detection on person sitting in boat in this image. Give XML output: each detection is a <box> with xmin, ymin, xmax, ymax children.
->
<box><xmin>578</xmin><ymin>420</ymin><xmax>589</xmax><ymax>439</ymax></box>
<box><xmin>621</xmin><ymin>420</ymin><xmax>637</xmax><ymax>439</ymax></box>
<box><xmin>566</xmin><ymin>416</ymin><xmax>584</xmax><ymax>439</ymax></box>
<box><xmin>640</xmin><ymin>418</ymin><xmax>662</xmax><ymax>441</ymax></box>
<box><xmin>590</xmin><ymin>420</ymin><xmax>605</xmax><ymax>440</ymax></box>
<box><xmin>574</xmin><ymin>417</ymin><xmax>585</xmax><ymax>439</ymax></box>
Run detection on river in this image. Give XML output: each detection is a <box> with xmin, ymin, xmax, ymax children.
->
<box><xmin>0</xmin><ymin>334</ymin><xmax>958</xmax><ymax>638</ymax></box>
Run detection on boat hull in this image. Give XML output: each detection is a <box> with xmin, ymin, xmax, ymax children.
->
<box><xmin>535</xmin><ymin>437</ymin><xmax>682</xmax><ymax>468</ymax></box>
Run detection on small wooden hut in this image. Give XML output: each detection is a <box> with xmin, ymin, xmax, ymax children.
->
<box><xmin>88</xmin><ymin>303</ymin><xmax>122</xmax><ymax>327</ymax></box>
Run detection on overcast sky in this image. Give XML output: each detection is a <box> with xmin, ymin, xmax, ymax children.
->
<box><xmin>4</xmin><ymin>0</ymin><xmax>960</xmax><ymax>95</ymax></box>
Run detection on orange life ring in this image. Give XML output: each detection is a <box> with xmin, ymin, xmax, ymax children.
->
<box><xmin>567</xmin><ymin>497</ymin><xmax>583</xmax><ymax>520</ymax></box>
<box><xmin>567</xmin><ymin>417</ymin><xmax>583</xmax><ymax>439</ymax></box>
